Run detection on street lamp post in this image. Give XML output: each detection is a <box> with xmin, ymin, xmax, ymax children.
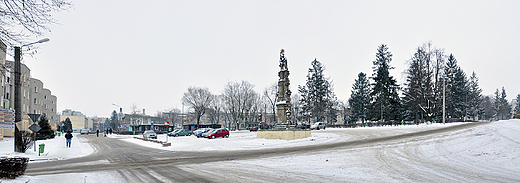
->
<box><xmin>14</xmin><ymin>38</ymin><xmax>50</xmax><ymax>152</ymax></box>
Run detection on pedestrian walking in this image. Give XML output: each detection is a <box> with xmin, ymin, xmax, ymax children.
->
<box><xmin>96</xmin><ymin>129</ymin><xmax>99</xmax><ymax>137</ymax></box>
<box><xmin>109</xmin><ymin>128</ymin><xmax>112</xmax><ymax>135</ymax></box>
<box><xmin>65</xmin><ymin>131</ymin><xmax>73</xmax><ymax>148</ymax></box>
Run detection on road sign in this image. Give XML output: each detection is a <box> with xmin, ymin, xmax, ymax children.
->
<box><xmin>0</xmin><ymin>122</ymin><xmax>14</xmax><ymax>129</ymax></box>
<box><xmin>0</xmin><ymin>110</ymin><xmax>15</xmax><ymax>122</ymax></box>
<box><xmin>0</xmin><ymin>109</ymin><xmax>15</xmax><ymax>113</ymax></box>
<box><xmin>165</xmin><ymin>121</ymin><xmax>170</xmax><ymax>127</ymax></box>
<box><xmin>29</xmin><ymin>124</ymin><xmax>41</xmax><ymax>133</ymax></box>
<box><xmin>28</xmin><ymin>114</ymin><xmax>41</xmax><ymax>123</ymax></box>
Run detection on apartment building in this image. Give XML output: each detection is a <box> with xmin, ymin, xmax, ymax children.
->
<box><xmin>0</xmin><ymin>40</ymin><xmax>58</xmax><ymax>137</ymax></box>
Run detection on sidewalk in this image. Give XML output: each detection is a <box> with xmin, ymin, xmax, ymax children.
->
<box><xmin>0</xmin><ymin>133</ymin><xmax>94</xmax><ymax>162</ymax></box>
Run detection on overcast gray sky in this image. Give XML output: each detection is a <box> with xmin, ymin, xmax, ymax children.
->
<box><xmin>13</xmin><ymin>0</ymin><xmax>520</xmax><ymax>117</ymax></box>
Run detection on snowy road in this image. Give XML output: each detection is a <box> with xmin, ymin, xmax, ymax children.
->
<box><xmin>181</xmin><ymin>121</ymin><xmax>520</xmax><ymax>182</ymax></box>
<box><xmin>5</xmin><ymin>120</ymin><xmax>520</xmax><ymax>182</ymax></box>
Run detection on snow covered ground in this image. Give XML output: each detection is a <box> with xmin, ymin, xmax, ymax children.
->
<box><xmin>0</xmin><ymin>133</ymin><xmax>113</xmax><ymax>183</ymax></box>
<box><xmin>0</xmin><ymin>133</ymin><xmax>94</xmax><ymax>161</ymax></box>
<box><xmin>113</xmin><ymin>121</ymin><xmax>461</xmax><ymax>152</ymax></box>
<box><xmin>180</xmin><ymin>120</ymin><xmax>520</xmax><ymax>182</ymax></box>
<box><xmin>1</xmin><ymin>120</ymin><xmax>519</xmax><ymax>182</ymax></box>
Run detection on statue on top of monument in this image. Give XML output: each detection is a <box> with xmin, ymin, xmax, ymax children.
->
<box><xmin>279</xmin><ymin>49</ymin><xmax>288</xmax><ymax>71</ymax></box>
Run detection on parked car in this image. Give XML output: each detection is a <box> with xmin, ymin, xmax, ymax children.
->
<box><xmin>201</xmin><ymin>129</ymin><xmax>217</xmax><ymax>138</ymax></box>
<box><xmin>296</xmin><ymin>124</ymin><xmax>310</xmax><ymax>129</ymax></box>
<box><xmin>206</xmin><ymin>128</ymin><xmax>229</xmax><ymax>139</ymax></box>
<box><xmin>194</xmin><ymin>128</ymin><xmax>212</xmax><ymax>138</ymax></box>
<box><xmin>168</xmin><ymin>129</ymin><xmax>193</xmax><ymax>137</ymax></box>
<box><xmin>310</xmin><ymin>122</ymin><xmax>326</xmax><ymax>130</ymax></box>
<box><xmin>80</xmin><ymin>129</ymin><xmax>89</xmax><ymax>135</ymax></box>
<box><xmin>249</xmin><ymin>126</ymin><xmax>259</xmax><ymax>132</ymax></box>
<box><xmin>143</xmin><ymin>130</ymin><xmax>157</xmax><ymax>139</ymax></box>
<box><xmin>167</xmin><ymin>129</ymin><xmax>180</xmax><ymax>136</ymax></box>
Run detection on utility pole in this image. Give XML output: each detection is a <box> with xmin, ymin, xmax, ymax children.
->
<box><xmin>14</xmin><ymin>46</ymin><xmax>22</xmax><ymax>152</ymax></box>
<box><xmin>13</xmin><ymin>39</ymin><xmax>49</xmax><ymax>152</ymax></box>
<box><xmin>443</xmin><ymin>77</ymin><xmax>446</xmax><ymax>124</ymax></box>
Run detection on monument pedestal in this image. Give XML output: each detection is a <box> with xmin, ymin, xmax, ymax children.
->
<box><xmin>256</xmin><ymin>129</ymin><xmax>311</xmax><ymax>140</ymax></box>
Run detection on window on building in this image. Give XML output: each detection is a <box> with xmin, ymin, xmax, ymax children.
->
<box><xmin>34</xmin><ymin>86</ymin><xmax>38</xmax><ymax>93</ymax></box>
<box><xmin>34</xmin><ymin>98</ymin><xmax>37</xmax><ymax>104</ymax></box>
<box><xmin>44</xmin><ymin>95</ymin><xmax>47</xmax><ymax>100</ymax></box>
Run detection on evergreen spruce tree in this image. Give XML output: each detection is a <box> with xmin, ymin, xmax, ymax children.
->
<box><xmin>298</xmin><ymin>58</ymin><xmax>335</xmax><ymax>123</ymax></box>
<box><xmin>36</xmin><ymin>115</ymin><xmax>55</xmax><ymax>140</ymax></box>
<box><xmin>444</xmin><ymin>54</ymin><xmax>468</xmax><ymax>120</ymax></box>
<box><xmin>514</xmin><ymin>94</ymin><xmax>520</xmax><ymax>118</ymax></box>
<box><xmin>369</xmin><ymin>44</ymin><xmax>401</xmax><ymax>122</ymax></box>
<box><xmin>403</xmin><ymin>47</ymin><xmax>435</xmax><ymax>122</ymax></box>
<box><xmin>110</xmin><ymin>110</ymin><xmax>118</xmax><ymax>130</ymax></box>
<box><xmin>467</xmin><ymin>72</ymin><xmax>483</xmax><ymax>120</ymax></box>
<box><xmin>348</xmin><ymin>72</ymin><xmax>371</xmax><ymax>124</ymax></box>
<box><xmin>492</xmin><ymin>88</ymin><xmax>511</xmax><ymax>120</ymax></box>
<box><xmin>500</xmin><ymin>87</ymin><xmax>511</xmax><ymax>120</ymax></box>
<box><xmin>63</xmin><ymin>117</ymin><xmax>72</xmax><ymax>132</ymax></box>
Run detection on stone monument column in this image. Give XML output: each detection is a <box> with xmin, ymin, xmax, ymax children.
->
<box><xmin>276</xmin><ymin>49</ymin><xmax>292</xmax><ymax>125</ymax></box>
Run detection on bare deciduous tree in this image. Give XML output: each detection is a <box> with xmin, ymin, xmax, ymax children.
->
<box><xmin>182</xmin><ymin>87</ymin><xmax>214</xmax><ymax>129</ymax></box>
<box><xmin>1</xmin><ymin>0</ymin><xmax>72</xmax><ymax>53</ymax></box>
<box><xmin>207</xmin><ymin>94</ymin><xmax>223</xmax><ymax>125</ymax></box>
<box><xmin>263</xmin><ymin>83</ymin><xmax>278</xmax><ymax>123</ymax></box>
<box><xmin>222</xmin><ymin>81</ymin><xmax>258</xmax><ymax>130</ymax></box>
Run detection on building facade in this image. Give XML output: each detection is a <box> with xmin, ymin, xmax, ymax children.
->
<box><xmin>0</xmin><ymin>39</ymin><xmax>59</xmax><ymax>138</ymax></box>
<box><xmin>59</xmin><ymin>109</ymin><xmax>86</xmax><ymax>132</ymax></box>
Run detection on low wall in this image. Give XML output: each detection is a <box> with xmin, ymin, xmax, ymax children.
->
<box><xmin>256</xmin><ymin>130</ymin><xmax>311</xmax><ymax>140</ymax></box>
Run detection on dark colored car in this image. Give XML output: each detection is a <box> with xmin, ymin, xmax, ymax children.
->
<box><xmin>249</xmin><ymin>126</ymin><xmax>259</xmax><ymax>132</ymax></box>
<box><xmin>206</xmin><ymin>128</ymin><xmax>229</xmax><ymax>139</ymax></box>
<box><xmin>168</xmin><ymin>129</ymin><xmax>193</xmax><ymax>137</ymax></box>
<box><xmin>296</xmin><ymin>124</ymin><xmax>309</xmax><ymax>129</ymax></box>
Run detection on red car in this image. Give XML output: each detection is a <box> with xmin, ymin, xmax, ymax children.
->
<box><xmin>207</xmin><ymin>128</ymin><xmax>229</xmax><ymax>139</ymax></box>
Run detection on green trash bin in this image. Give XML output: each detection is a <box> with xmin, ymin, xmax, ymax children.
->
<box><xmin>39</xmin><ymin>144</ymin><xmax>45</xmax><ymax>153</ymax></box>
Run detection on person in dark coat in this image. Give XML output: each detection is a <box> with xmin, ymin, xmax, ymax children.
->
<box><xmin>65</xmin><ymin>131</ymin><xmax>73</xmax><ymax>148</ymax></box>
<box><xmin>96</xmin><ymin>129</ymin><xmax>99</xmax><ymax>137</ymax></box>
<box><xmin>109</xmin><ymin>128</ymin><xmax>112</xmax><ymax>135</ymax></box>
